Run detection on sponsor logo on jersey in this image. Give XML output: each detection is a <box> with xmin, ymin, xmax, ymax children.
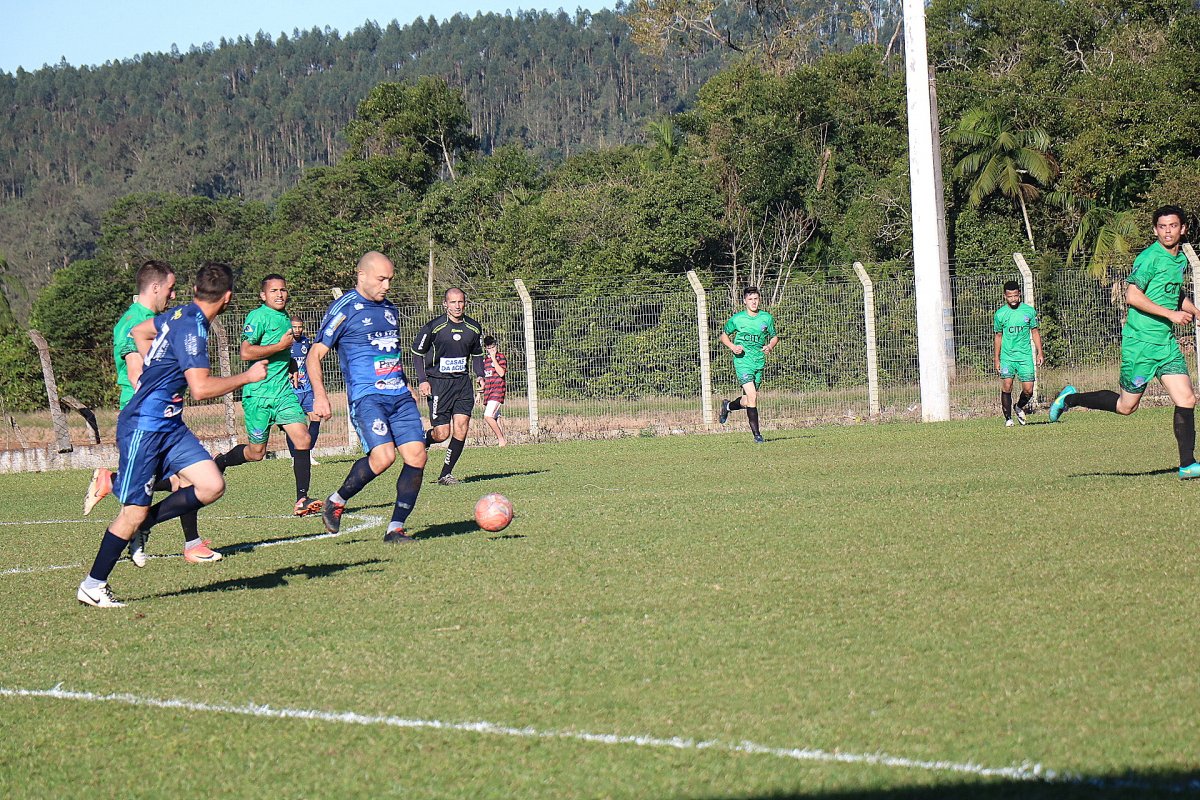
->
<box><xmin>371</xmin><ymin>418</ymin><xmax>387</xmax><ymax>436</ymax></box>
<box><xmin>375</xmin><ymin>356</ymin><xmax>401</xmax><ymax>376</ymax></box>
<box><xmin>354</xmin><ymin>303</ymin><xmax>364</xmax><ymax>310</ymax></box>
<box><xmin>173</xmin><ymin>309</ymin><xmax>183</xmax><ymax>320</ymax></box>
<box><xmin>370</xmin><ymin>332</ymin><xmax>400</xmax><ymax>351</ymax></box>
<box><xmin>144</xmin><ymin>479</ymin><xmax>155</xmax><ymax>498</ymax></box>
<box><xmin>384</xmin><ymin>310</ymin><xmax>397</xmax><ymax>325</ymax></box>
<box><xmin>185</xmin><ymin>333</ymin><xmax>200</xmax><ymax>356</ymax></box>
<box><xmin>375</xmin><ymin>377</ymin><xmax>406</xmax><ymax>391</ymax></box>
<box><xmin>362</xmin><ymin>316</ymin><xmax>373</xmax><ymax>327</ymax></box>
<box><xmin>439</xmin><ymin>356</ymin><xmax>467</xmax><ymax>373</ymax></box>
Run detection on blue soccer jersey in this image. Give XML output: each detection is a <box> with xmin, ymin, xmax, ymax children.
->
<box><xmin>119</xmin><ymin>302</ymin><xmax>212</xmax><ymax>432</ymax></box>
<box><xmin>290</xmin><ymin>334</ymin><xmax>313</xmax><ymax>395</ymax></box>
<box><xmin>317</xmin><ymin>290</ymin><xmax>410</xmax><ymax>403</ymax></box>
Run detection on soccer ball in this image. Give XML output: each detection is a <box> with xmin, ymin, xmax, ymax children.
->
<box><xmin>474</xmin><ymin>493</ymin><xmax>513</xmax><ymax>532</ymax></box>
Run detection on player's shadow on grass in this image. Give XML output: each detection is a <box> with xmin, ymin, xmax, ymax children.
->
<box><xmin>462</xmin><ymin>469</ymin><xmax>546</xmax><ymax>482</ymax></box>
<box><xmin>1069</xmin><ymin>467</ymin><xmax>1177</xmax><ymax>478</ymax></box>
<box><xmin>414</xmin><ymin>520</ymin><xmax>485</xmax><ymax>540</ymax></box>
<box><xmin>698</xmin><ymin>768</ymin><xmax>1200</xmax><ymax>798</ymax></box>
<box><xmin>148</xmin><ymin>559</ymin><xmax>384</xmax><ymax>599</ymax></box>
<box><xmin>218</xmin><ymin>530</ymin><xmax>339</xmax><ymax>554</ymax></box>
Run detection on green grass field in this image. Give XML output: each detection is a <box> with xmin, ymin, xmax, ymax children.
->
<box><xmin>2</xmin><ymin>411</ymin><xmax>1198</xmax><ymax>799</ymax></box>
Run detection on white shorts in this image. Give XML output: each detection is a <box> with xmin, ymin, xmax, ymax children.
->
<box><xmin>484</xmin><ymin>400</ymin><xmax>503</xmax><ymax>420</ymax></box>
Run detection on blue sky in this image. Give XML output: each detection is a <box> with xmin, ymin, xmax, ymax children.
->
<box><xmin>1</xmin><ymin>0</ymin><xmax>596</xmax><ymax>73</ymax></box>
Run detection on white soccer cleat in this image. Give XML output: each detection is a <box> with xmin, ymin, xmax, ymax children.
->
<box><xmin>77</xmin><ymin>581</ymin><xmax>124</xmax><ymax>608</ymax></box>
<box><xmin>1015</xmin><ymin>407</ymin><xmax>1027</xmax><ymax>426</ymax></box>
<box><xmin>129</xmin><ymin>530</ymin><xmax>149</xmax><ymax>568</ymax></box>
<box><xmin>1005</xmin><ymin>419</ymin><xmax>1015</xmax><ymax>428</ymax></box>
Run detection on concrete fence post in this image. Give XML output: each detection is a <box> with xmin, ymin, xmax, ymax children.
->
<box><xmin>1012</xmin><ymin>253</ymin><xmax>1039</xmax><ymax>402</ymax></box>
<box><xmin>1182</xmin><ymin>244</ymin><xmax>1200</xmax><ymax>381</ymax></box>
<box><xmin>514</xmin><ymin>279</ymin><xmax>539</xmax><ymax>437</ymax></box>
<box><xmin>27</xmin><ymin>330</ymin><xmax>72</xmax><ymax>454</ymax></box>
<box><xmin>852</xmin><ymin>263</ymin><xmax>881</xmax><ymax>419</ymax></box>
<box><xmin>686</xmin><ymin>271</ymin><xmax>714</xmax><ymax>425</ymax></box>
<box><xmin>209</xmin><ymin>319</ymin><xmax>238</xmax><ymax>441</ymax></box>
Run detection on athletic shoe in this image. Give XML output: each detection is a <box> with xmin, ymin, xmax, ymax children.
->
<box><xmin>310</xmin><ymin>457</ymin><xmax>320</xmax><ymax>466</ymax></box>
<box><xmin>129</xmin><ymin>529</ymin><xmax>150</xmax><ymax>568</ymax></box>
<box><xmin>753</xmin><ymin>433</ymin><xmax>764</xmax><ymax>443</ymax></box>
<box><xmin>437</xmin><ymin>475</ymin><xmax>461</xmax><ymax>486</ymax></box>
<box><xmin>322</xmin><ymin>497</ymin><xmax>346</xmax><ymax>533</ymax></box>
<box><xmin>1005</xmin><ymin>418</ymin><xmax>1015</xmax><ymax>428</ymax></box>
<box><xmin>77</xmin><ymin>581</ymin><xmax>124</xmax><ymax>608</ymax></box>
<box><xmin>1179</xmin><ymin>462</ymin><xmax>1200</xmax><ymax>480</ymax></box>
<box><xmin>718</xmin><ymin>399</ymin><xmax>730</xmax><ymax>425</ymax></box>
<box><xmin>1015</xmin><ymin>407</ymin><xmax>1027</xmax><ymax>426</ymax></box>
<box><xmin>183</xmin><ymin>539</ymin><xmax>223</xmax><ymax>563</ymax></box>
<box><xmin>1048</xmin><ymin>385</ymin><xmax>1076</xmax><ymax>423</ymax></box>
<box><xmin>293</xmin><ymin>497</ymin><xmax>324</xmax><ymax>517</ymax></box>
<box><xmin>83</xmin><ymin>468</ymin><xmax>113</xmax><ymax>515</ymax></box>
<box><xmin>383</xmin><ymin>529</ymin><xmax>416</xmax><ymax>544</ymax></box>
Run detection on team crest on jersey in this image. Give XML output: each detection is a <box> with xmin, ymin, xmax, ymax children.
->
<box><xmin>453</xmin><ymin>333</ymin><xmax>461</xmax><ymax>341</ymax></box>
<box><xmin>371</xmin><ymin>418</ymin><xmax>387</xmax><ymax>436</ymax></box>
<box><xmin>143</xmin><ymin>479</ymin><xmax>155</xmax><ymax>498</ymax></box>
<box><xmin>185</xmin><ymin>333</ymin><xmax>199</xmax><ymax>356</ymax></box>
<box><xmin>243</xmin><ymin>323</ymin><xmax>255</xmax><ymax>335</ymax></box>
<box><xmin>384</xmin><ymin>310</ymin><xmax>397</xmax><ymax>325</ymax></box>
<box><xmin>370</xmin><ymin>333</ymin><xmax>400</xmax><ymax>352</ymax></box>
<box><xmin>1133</xmin><ymin>376</ymin><xmax>1148</xmax><ymax>387</ymax></box>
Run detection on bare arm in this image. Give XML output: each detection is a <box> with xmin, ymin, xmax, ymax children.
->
<box><xmin>762</xmin><ymin>335</ymin><xmax>779</xmax><ymax>355</ymax></box>
<box><xmin>489</xmin><ymin>352</ymin><xmax>506</xmax><ymax>378</ymax></box>
<box><xmin>719</xmin><ymin>331</ymin><xmax>744</xmax><ymax>355</ymax></box>
<box><xmin>307</xmin><ymin>341</ymin><xmax>333</xmax><ymax>421</ymax></box>
<box><xmin>1127</xmin><ymin>283</ymin><xmax>1193</xmax><ymax>325</ymax></box>
<box><xmin>1183</xmin><ymin>296</ymin><xmax>1200</xmax><ymax>318</ymax></box>
<box><xmin>184</xmin><ymin>361</ymin><xmax>267</xmax><ymax>402</ymax></box>
<box><xmin>241</xmin><ymin>330</ymin><xmax>294</xmax><ymax>361</ymax></box>
<box><xmin>1031</xmin><ymin>328</ymin><xmax>1044</xmax><ymax>366</ymax></box>
<box><xmin>994</xmin><ymin>332</ymin><xmax>1003</xmax><ymax>369</ymax></box>
<box><xmin>131</xmin><ymin>318</ymin><xmax>157</xmax><ymax>358</ymax></box>
<box><xmin>125</xmin><ymin>352</ymin><xmax>145</xmax><ymax>388</ymax></box>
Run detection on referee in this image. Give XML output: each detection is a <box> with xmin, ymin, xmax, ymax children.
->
<box><xmin>413</xmin><ymin>287</ymin><xmax>486</xmax><ymax>485</ymax></box>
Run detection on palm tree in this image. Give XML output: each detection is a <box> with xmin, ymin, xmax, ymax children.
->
<box><xmin>948</xmin><ymin>110</ymin><xmax>1059</xmax><ymax>251</ymax></box>
<box><xmin>1066</xmin><ymin>202</ymin><xmax>1141</xmax><ymax>282</ymax></box>
<box><xmin>645</xmin><ymin>117</ymin><xmax>681</xmax><ymax>169</ymax></box>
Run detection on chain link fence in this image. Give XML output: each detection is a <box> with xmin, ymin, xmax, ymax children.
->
<box><xmin>7</xmin><ymin>258</ymin><xmax>1195</xmax><ymax>460</ymax></box>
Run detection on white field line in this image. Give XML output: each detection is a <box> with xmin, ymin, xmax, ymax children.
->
<box><xmin>2</xmin><ymin>684</ymin><xmax>1194</xmax><ymax>792</ymax></box>
<box><xmin>0</xmin><ymin>513</ymin><xmax>382</xmax><ymax>577</ymax></box>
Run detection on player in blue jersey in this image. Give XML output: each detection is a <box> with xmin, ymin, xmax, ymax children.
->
<box><xmin>77</xmin><ymin>263</ymin><xmax>267</xmax><ymax>607</ymax></box>
<box><xmin>307</xmin><ymin>251</ymin><xmax>428</xmax><ymax>543</ymax></box>
<box><xmin>284</xmin><ymin>315</ymin><xmax>322</xmax><ymax>463</ymax></box>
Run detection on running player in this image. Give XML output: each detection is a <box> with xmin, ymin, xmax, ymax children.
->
<box><xmin>718</xmin><ymin>286</ymin><xmax>778</xmax><ymax>443</ymax></box>
<box><xmin>413</xmin><ymin>287</ymin><xmax>486</xmax><ymax>484</ymax></box>
<box><xmin>994</xmin><ymin>280</ymin><xmax>1044</xmax><ymax>427</ymax></box>
<box><xmin>285</xmin><ymin>315</ymin><xmax>322</xmax><ymax>464</ymax></box>
<box><xmin>1048</xmin><ymin>205</ymin><xmax>1200</xmax><ymax>479</ymax></box>
<box><xmin>210</xmin><ymin>275</ymin><xmax>321</xmax><ymax>516</ymax></box>
<box><xmin>77</xmin><ymin>262</ymin><xmax>267</xmax><ymax>607</ymax></box>
<box><xmin>308</xmin><ymin>251</ymin><xmax>428</xmax><ymax>542</ymax></box>
<box><xmin>83</xmin><ymin>260</ymin><xmax>213</xmax><ymax>568</ymax></box>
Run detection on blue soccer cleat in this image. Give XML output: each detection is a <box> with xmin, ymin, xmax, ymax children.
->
<box><xmin>1179</xmin><ymin>462</ymin><xmax>1200</xmax><ymax>480</ymax></box>
<box><xmin>1048</xmin><ymin>385</ymin><xmax>1076</xmax><ymax>423</ymax></box>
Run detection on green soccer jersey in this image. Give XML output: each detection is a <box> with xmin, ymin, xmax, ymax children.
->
<box><xmin>724</xmin><ymin>309</ymin><xmax>777</xmax><ymax>366</ymax></box>
<box><xmin>113</xmin><ymin>301</ymin><xmax>156</xmax><ymax>410</ymax></box>
<box><xmin>1125</xmin><ymin>241</ymin><xmax>1188</xmax><ymax>345</ymax></box>
<box><xmin>241</xmin><ymin>304</ymin><xmax>293</xmax><ymax>400</ymax></box>
<box><xmin>993</xmin><ymin>302</ymin><xmax>1038</xmax><ymax>361</ymax></box>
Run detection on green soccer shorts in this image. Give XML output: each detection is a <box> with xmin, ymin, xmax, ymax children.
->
<box><xmin>734</xmin><ymin>359</ymin><xmax>763</xmax><ymax>388</ymax></box>
<box><xmin>998</xmin><ymin>358</ymin><xmax>1036</xmax><ymax>383</ymax></box>
<box><xmin>242</xmin><ymin>393</ymin><xmax>309</xmax><ymax>444</ymax></box>
<box><xmin>1119</xmin><ymin>337</ymin><xmax>1189</xmax><ymax>394</ymax></box>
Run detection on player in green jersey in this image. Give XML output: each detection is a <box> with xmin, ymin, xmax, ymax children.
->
<box><xmin>1049</xmin><ymin>205</ymin><xmax>1200</xmax><ymax>478</ymax></box>
<box><xmin>718</xmin><ymin>286</ymin><xmax>778</xmax><ymax>443</ymax></box>
<box><xmin>212</xmin><ymin>275</ymin><xmax>322</xmax><ymax>515</ymax></box>
<box><xmin>993</xmin><ymin>280</ymin><xmax>1044</xmax><ymax>427</ymax></box>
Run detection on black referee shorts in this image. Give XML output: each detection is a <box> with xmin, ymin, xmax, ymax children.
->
<box><xmin>427</xmin><ymin>375</ymin><xmax>475</xmax><ymax>426</ymax></box>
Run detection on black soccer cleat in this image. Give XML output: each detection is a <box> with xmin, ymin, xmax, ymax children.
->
<box><xmin>719</xmin><ymin>400</ymin><xmax>730</xmax><ymax>425</ymax></box>
<box><xmin>383</xmin><ymin>529</ymin><xmax>416</xmax><ymax>544</ymax></box>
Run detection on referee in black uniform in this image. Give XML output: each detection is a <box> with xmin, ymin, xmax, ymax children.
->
<box><xmin>413</xmin><ymin>287</ymin><xmax>486</xmax><ymax>485</ymax></box>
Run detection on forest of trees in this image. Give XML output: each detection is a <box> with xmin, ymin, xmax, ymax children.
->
<box><xmin>2</xmin><ymin>0</ymin><xmax>1200</xmax><ymax>413</ymax></box>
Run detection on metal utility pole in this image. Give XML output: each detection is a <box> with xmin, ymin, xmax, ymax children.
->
<box><xmin>903</xmin><ymin>0</ymin><xmax>951</xmax><ymax>421</ymax></box>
